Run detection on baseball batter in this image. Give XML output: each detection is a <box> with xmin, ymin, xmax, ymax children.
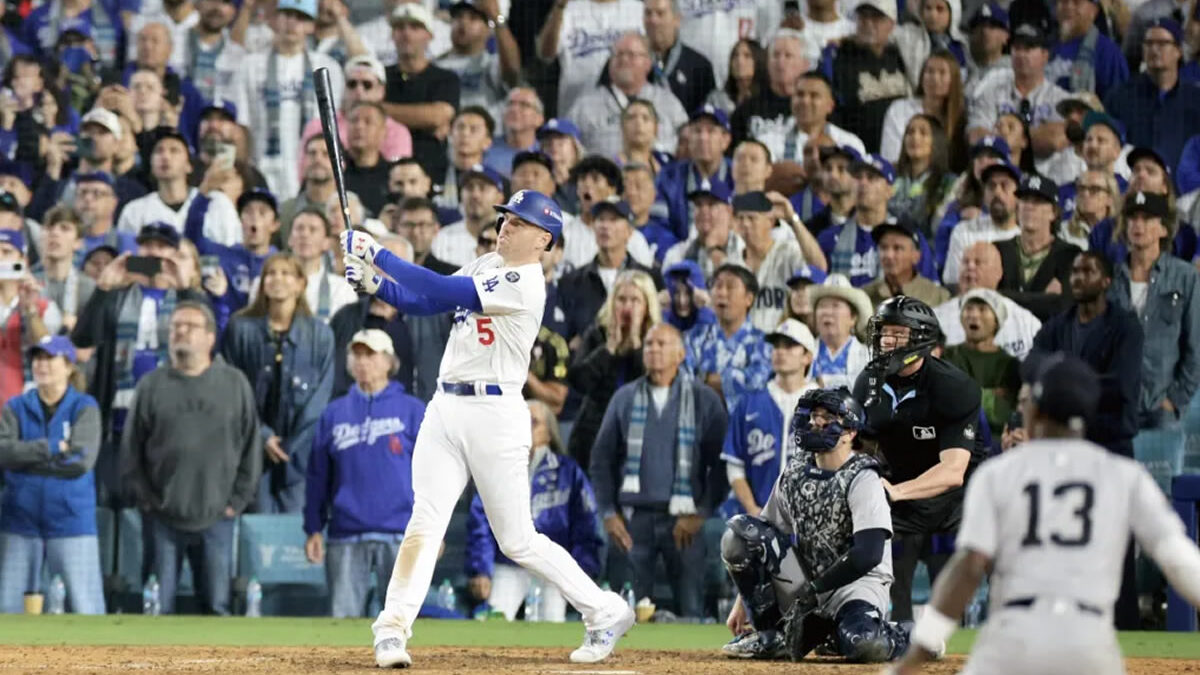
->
<box><xmin>342</xmin><ymin>190</ymin><xmax>636</xmax><ymax>669</ymax></box>
<box><xmin>890</xmin><ymin>354</ymin><xmax>1200</xmax><ymax>675</ymax></box>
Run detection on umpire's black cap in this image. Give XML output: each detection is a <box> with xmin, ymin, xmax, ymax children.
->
<box><xmin>1020</xmin><ymin>352</ymin><xmax>1100</xmax><ymax>427</ymax></box>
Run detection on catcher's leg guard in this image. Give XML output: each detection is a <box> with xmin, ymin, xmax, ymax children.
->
<box><xmin>833</xmin><ymin>599</ymin><xmax>910</xmax><ymax>663</ymax></box>
<box><xmin>720</xmin><ymin>515</ymin><xmax>791</xmax><ymax>630</ymax></box>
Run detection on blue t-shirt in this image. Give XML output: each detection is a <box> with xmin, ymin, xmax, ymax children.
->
<box><xmin>1047</xmin><ymin>32</ymin><xmax>1129</xmax><ymax>100</ymax></box>
<box><xmin>79</xmin><ymin>231</ymin><xmax>138</xmax><ymax>266</ymax></box>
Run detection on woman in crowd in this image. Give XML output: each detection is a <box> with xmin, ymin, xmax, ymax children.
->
<box><xmin>1060</xmin><ymin>170</ymin><xmax>1119</xmax><ymax>250</ymax></box>
<box><xmin>706</xmin><ymin>39</ymin><xmax>768</xmax><ymax>114</ymax></box>
<box><xmin>994</xmin><ymin>111</ymin><xmax>1035</xmax><ymax>173</ymax></box>
<box><xmin>616</xmin><ymin>100</ymin><xmax>670</xmax><ymax>175</ymax></box>
<box><xmin>566</xmin><ymin>270</ymin><xmax>661</xmax><ymax>470</ymax></box>
<box><xmin>465</xmin><ymin>400</ymin><xmax>602</xmax><ymax>622</ymax></box>
<box><xmin>807</xmin><ymin>275</ymin><xmax>872</xmax><ymax>389</ymax></box>
<box><xmin>223</xmin><ymin>253</ymin><xmax>334</xmax><ymax>513</ymax></box>
<box><xmin>0</xmin><ymin>336</ymin><xmax>104</xmax><ymax>614</ymax></box>
<box><xmin>879</xmin><ymin>51</ymin><xmax>966</xmax><ymax>171</ymax></box>
<box><xmin>890</xmin><ymin>114</ymin><xmax>955</xmax><ymax>236</ymax></box>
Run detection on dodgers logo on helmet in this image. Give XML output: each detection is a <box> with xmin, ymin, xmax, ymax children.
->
<box><xmin>494</xmin><ymin>189</ymin><xmax>563</xmax><ymax>244</ymax></box>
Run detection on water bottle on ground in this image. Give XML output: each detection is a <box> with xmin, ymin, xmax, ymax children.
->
<box><xmin>142</xmin><ymin>575</ymin><xmax>161</xmax><ymax>616</ymax></box>
<box><xmin>621</xmin><ymin>582</ymin><xmax>636</xmax><ymax>610</ymax></box>
<box><xmin>525</xmin><ymin>582</ymin><xmax>543</xmax><ymax>622</ymax></box>
<box><xmin>437</xmin><ymin>579</ymin><xmax>457</xmax><ymax>612</ymax></box>
<box><xmin>600</xmin><ymin>581</ymin><xmax>611</xmax><ymax>592</ymax></box>
<box><xmin>47</xmin><ymin>575</ymin><xmax>66</xmax><ymax>615</ymax></box>
<box><xmin>246</xmin><ymin>577</ymin><xmax>263</xmax><ymax>617</ymax></box>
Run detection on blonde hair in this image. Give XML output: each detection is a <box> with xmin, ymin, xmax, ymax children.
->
<box><xmin>528</xmin><ymin>399</ymin><xmax>564</xmax><ymax>454</ymax></box>
<box><xmin>176</xmin><ymin>239</ymin><xmax>205</xmax><ymax>291</ymax></box>
<box><xmin>597</xmin><ymin>270</ymin><xmax>662</xmax><ymax>338</ymax></box>
<box><xmin>1063</xmin><ymin>171</ymin><xmax>1118</xmax><ymax>243</ymax></box>
<box><xmin>237</xmin><ymin>252</ymin><xmax>313</xmax><ymax>319</ymax></box>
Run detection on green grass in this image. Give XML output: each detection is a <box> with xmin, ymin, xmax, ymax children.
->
<box><xmin>3</xmin><ymin>616</ymin><xmax>1200</xmax><ymax>658</ymax></box>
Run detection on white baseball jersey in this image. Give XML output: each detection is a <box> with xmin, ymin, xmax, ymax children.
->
<box><xmin>942</xmin><ymin>215</ymin><xmax>1019</xmax><ymax>285</ymax></box>
<box><xmin>439</xmin><ymin>252</ymin><xmax>544</xmax><ymax>390</ymax></box>
<box><xmin>553</xmin><ymin>0</ymin><xmax>644</xmax><ymax>118</ymax></box>
<box><xmin>116</xmin><ymin>188</ymin><xmax>243</xmax><ymax>247</ymax></box>
<box><xmin>679</xmin><ymin>0</ymin><xmax>781</xmax><ymax>87</ymax></box>
<box><xmin>748</xmin><ymin>237</ymin><xmax>806</xmax><ymax>333</ymax></box>
<box><xmin>935</xmin><ymin>294</ymin><xmax>1042</xmax><ymax>360</ymax></box>
<box><xmin>958</xmin><ymin>439</ymin><xmax>1182</xmax><ymax>610</ymax></box>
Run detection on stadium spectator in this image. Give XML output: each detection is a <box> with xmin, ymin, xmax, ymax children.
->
<box><xmin>943</xmin><ymin>159</ymin><xmax>1020</xmax><ymax>286</ymax></box>
<box><xmin>565</xmin><ymin>270</ymin><xmax>660</xmax><ymax>471</ymax></box>
<box><xmin>864</xmin><ymin>218</ymin><xmax>951</xmax><ymax>307</ymax></box>
<box><xmin>184</xmin><ymin>186</ymin><xmax>278</xmax><ymax>315</ymax></box>
<box><xmin>732</xmin><ymin>191</ymin><xmax>818</xmax><ymax>332</ymax></box>
<box><xmin>126</xmin><ymin>4</ymin><xmax>197</xmax><ymax>73</ymax></box>
<box><xmin>879</xmin><ymin>50</ymin><xmax>966</xmax><ymax>168</ymax></box>
<box><xmin>525</xmin><ymin>306</ymin><xmax>571</xmax><ymax>416</ymax></box>
<box><xmin>121</xmin><ymin>300</ymin><xmax>261</xmax><ymax>616</ymax></box>
<box><xmin>1046</xmin><ymin>0</ymin><xmax>1128</xmax><ymax>99</ymax></box>
<box><xmin>684</xmin><ymin>263</ymin><xmax>772</xmax><ymax>410</ymax></box>
<box><xmin>784</xmin><ymin>265</ymin><xmax>827</xmax><ymax>330</ymax></box>
<box><xmin>658</xmin><ymin>105</ymin><xmax>734</xmax><ymax>241</ymax></box>
<box><xmin>807</xmin><ymin>273</ymin><xmax>872</xmax><ymax>388</ymax></box>
<box><xmin>432</xmin><ymin>164</ymin><xmax>505</xmax><ymax>268</ymax></box>
<box><xmin>934</xmin><ymin>241</ymin><xmax>1042</xmax><ymax>358</ymax></box>
<box><xmin>731</xmin><ymin>30</ymin><xmax>808</xmax><ymax>145</ymax></box>
<box><xmin>23</xmin><ymin>0</ymin><xmax>130</xmax><ymax>70</ymax></box>
<box><xmin>642</xmin><ymin>0</ymin><xmax>715</xmax><ymax>113</ymax></box>
<box><xmin>466</xmin><ymin>400</ymin><xmax>601</xmax><ymax>622</ymax></box>
<box><xmin>761</xmin><ymin>71</ymin><xmax>865</xmax><ymax>165</ymax></box>
<box><xmin>483</xmin><ymin>88</ymin><xmax>543</xmax><ymax>179</ymax></box>
<box><xmin>1055</xmin><ymin>111</ymin><xmax>1129</xmax><ymax>218</ymax></box>
<box><xmin>660</xmin><ymin>179</ymin><xmax>743</xmax><ymax>282</ymax></box>
<box><xmin>224</xmin><ymin>252</ymin><xmax>334</xmax><ymax>513</ymax></box>
<box><xmin>804</xmin><ymin>145</ymin><xmax>858</xmax><ymax>239</ymax></box>
<box><xmin>393</xmin><ymin>197</ymin><xmax>456</xmax><ymax>275</ymax></box>
<box><xmin>382</xmin><ymin>3</ymin><xmax>459</xmax><ymax>184</ymax></box>
<box><xmin>678</xmin><ymin>0</ymin><xmax>778</xmax><ymax>90</ymax></box>
<box><xmin>798</xmin><ymin>0</ymin><xmax>856</xmax><ymax>65</ymax></box>
<box><xmin>892</xmin><ymin>0</ymin><xmax>967</xmax><ymax>89</ymax></box>
<box><xmin>536</xmin><ymin>0</ymin><xmax>643</xmax><ymax>117</ymax></box>
<box><xmin>661</xmin><ymin>260</ymin><xmax>716</xmax><ymax>333</ymax></box>
<box><xmin>181</xmin><ymin>0</ymin><xmax>246</xmax><ymax>103</ymax></box>
<box><xmin>272</xmin><ymin>208</ymin><xmax>357</xmax><ymax>322</ymax></box>
<box><xmin>720</xmin><ymin>319</ymin><xmax>817</xmax><ymax>517</ymax></box>
<box><xmin>590</xmin><ymin>323</ymin><xmax>728</xmax><ymax>620</ymax></box>
<box><xmin>0</xmin><ymin>336</ymin><xmax>104</xmax><ymax>615</ymax></box>
<box><xmin>304</xmin><ymin>329</ymin><xmax>425</xmax><ymax>618</ymax></box>
<box><xmin>342</xmin><ymin>101</ymin><xmax>394</xmax><ymax>218</ymax></box>
<box><xmin>1089</xmin><ymin>147</ymin><xmax>1196</xmax><ymax>265</ymax></box>
<box><xmin>1060</xmin><ymin>170</ymin><xmax>1118</xmax><ymax>250</ymax></box>
<box><xmin>705</xmin><ymin>38</ymin><xmax>768</xmax><ymax>115</ymax></box>
<box><xmin>535</xmin><ymin>118</ymin><xmax>583</xmax><ymax>215</ymax></box>
<box><xmin>356</xmin><ymin>0</ymin><xmax>451</xmax><ymax>68</ymax></box>
<box><xmin>889</xmin><ymin>114</ymin><xmax>956</xmax><ymax>233</ymax></box>
<box><xmin>617</xmin><ymin>100</ymin><xmax>671</xmax><ymax>177</ymax></box>
<box><xmin>622</xmin><ymin>162</ymin><xmax>676</xmax><ymax>263</ymax></box>
<box><xmin>435</xmin><ymin>0</ymin><xmax>519</xmax><ymax>121</ymax></box>
<box><xmin>441</xmin><ymin>106</ymin><xmax>496</xmax><ymax>208</ymax></box>
<box><xmin>942</xmin><ymin>288</ymin><xmax>1020</xmax><ymax>438</ymax></box>
<box><xmin>309</xmin><ymin>0</ymin><xmax>372</xmax><ymax>65</ymax></box>
<box><xmin>35</xmin><ymin>207</ymin><xmax>97</xmax><ymax>333</ymax></box>
<box><xmin>562</xmin><ymin>157</ymin><xmax>654</xmax><ymax>274</ymax></box>
<box><xmin>996</xmin><ymin>173</ymin><xmax>1079</xmax><ymax>319</ymax></box>
<box><xmin>933</xmin><ymin>135</ymin><xmax>1009</xmax><ymax>267</ymax></box>
<box><xmin>190</xmin><ymin>99</ymin><xmax>271</xmax><ymax>193</ymax></box>
<box><xmin>963</xmin><ymin>3</ymin><xmax>1010</xmax><ymax>100</ymax></box>
<box><xmin>279</xmin><ymin>136</ymin><xmax>335</xmax><ymax>241</ymax></box>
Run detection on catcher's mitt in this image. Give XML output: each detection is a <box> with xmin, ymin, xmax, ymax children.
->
<box><xmin>781</xmin><ymin>595</ymin><xmax>836</xmax><ymax>661</ymax></box>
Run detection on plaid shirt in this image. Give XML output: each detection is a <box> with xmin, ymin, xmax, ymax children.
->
<box><xmin>684</xmin><ymin>319</ymin><xmax>772</xmax><ymax>411</ymax></box>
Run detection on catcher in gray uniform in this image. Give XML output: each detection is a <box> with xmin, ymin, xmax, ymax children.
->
<box><xmin>720</xmin><ymin>387</ymin><xmax>910</xmax><ymax>662</ymax></box>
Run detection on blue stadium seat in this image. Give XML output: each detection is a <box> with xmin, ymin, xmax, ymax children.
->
<box><xmin>112</xmin><ymin>510</ymin><xmax>197</xmax><ymax>612</ymax></box>
<box><xmin>1168</xmin><ymin>474</ymin><xmax>1200</xmax><ymax>631</ymax></box>
<box><xmin>236</xmin><ymin>513</ymin><xmax>327</xmax><ymax>616</ymax></box>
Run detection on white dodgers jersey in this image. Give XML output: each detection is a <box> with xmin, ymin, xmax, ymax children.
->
<box><xmin>439</xmin><ymin>252</ymin><xmax>545</xmax><ymax>390</ymax></box>
<box><xmin>957</xmin><ymin>439</ymin><xmax>1183</xmax><ymax>611</ymax></box>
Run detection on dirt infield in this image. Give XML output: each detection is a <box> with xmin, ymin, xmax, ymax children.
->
<box><xmin>0</xmin><ymin>646</ymin><xmax>1196</xmax><ymax>674</ymax></box>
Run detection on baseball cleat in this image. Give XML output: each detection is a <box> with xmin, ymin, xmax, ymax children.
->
<box><xmin>569</xmin><ymin>604</ymin><xmax>636</xmax><ymax>663</ymax></box>
<box><xmin>721</xmin><ymin>630</ymin><xmax>787</xmax><ymax>659</ymax></box>
<box><xmin>374</xmin><ymin>637</ymin><xmax>412</xmax><ymax>668</ymax></box>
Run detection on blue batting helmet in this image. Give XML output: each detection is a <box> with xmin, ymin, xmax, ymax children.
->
<box><xmin>494</xmin><ymin>189</ymin><xmax>563</xmax><ymax>249</ymax></box>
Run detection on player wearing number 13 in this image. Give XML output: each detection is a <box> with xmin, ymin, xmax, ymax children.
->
<box><xmin>341</xmin><ymin>189</ymin><xmax>636</xmax><ymax>669</ymax></box>
<box><xmin>889</xmin><ymin>354</ymin><xmax>1200</xmax><ymax>675</ymax></box>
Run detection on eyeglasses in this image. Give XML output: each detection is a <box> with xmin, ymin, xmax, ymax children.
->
<box><xmin>347</xmin><ymin>79</ymin><xmax>376</xmax><ymax>91</ymax></box>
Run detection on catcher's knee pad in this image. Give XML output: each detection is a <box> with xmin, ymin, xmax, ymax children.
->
<box><xmin>835</xmin><ymin>600</ymin><xmax>898</xmax><ymax>663</ymax></box>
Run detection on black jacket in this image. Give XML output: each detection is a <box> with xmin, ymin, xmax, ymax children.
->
<box><xmin>1031</xmin><ymin>301</ymin><xmax>1144</xmax><ymax>456</ymax></box>
<box><xmin>566</xmin><ymin>324</ymin><xmax>645</xmax><ymax>472</ymax></box>
<box><xmin>328</xmin><ymin>297</ymin><xmax>415</xmax><ymax>398</ymax></box>
<box><xmin>996</xmin><ymin>237</ymin><xmax>1080</xmax><ymax>320</ymax></box>
<box><xmin>558</xmin><ymin>255</ymin><xmax>661</xmax><ymax>342</ymax></box>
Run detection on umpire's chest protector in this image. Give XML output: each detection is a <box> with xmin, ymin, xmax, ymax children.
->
<box><xmin>782</xmin><ymin>452</ymin><xmax>880</xmax><ymax>578</ymax></box>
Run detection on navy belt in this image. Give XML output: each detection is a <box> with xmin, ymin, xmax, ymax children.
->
<box><xmin>1004</xmin><ymin>597</ymin><xmax>1103</xmax><ymax>616</ymax></box>
<box><xmin>440</xmin><ymin>382</ymin><xmax>503</xmax><ymax>396</ymax></box>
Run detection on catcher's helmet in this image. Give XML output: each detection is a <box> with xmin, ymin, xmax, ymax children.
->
<box><xmin>790</xmin><ymin>387</ymin><xmax>865</xmax><ymax>453</ymax></box>
<box><xmin>494</xmin><ymin>189</ymin><xmax>563</xmax><ymax>249</ymax></box>
<box><xmin>867</xmin><ymin>295</ymin><xmax>941</xmax><ymax>375</ymax></box>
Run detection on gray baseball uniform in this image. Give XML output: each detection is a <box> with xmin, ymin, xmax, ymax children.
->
<box><xmin>957</xmin><ymin>438</ymin><xmax>1183</xmax><ymax>675</ymax></box>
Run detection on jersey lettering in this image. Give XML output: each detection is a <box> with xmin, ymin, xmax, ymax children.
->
<box><xmin>477</xmin><ymin>317</ymin><xmax>495</xmax><ymax>345</ymax></box>
<box><xmin>482</xmin><ymin>276</ymin><xmax>500</xmax><ymax>293</ymax></box>
<box><xmin>1020</xmin><ymin>480</ymin><xmax>1096</xmax><ymax>548</ymax></box>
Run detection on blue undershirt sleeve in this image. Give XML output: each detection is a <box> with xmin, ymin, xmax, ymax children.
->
<box><xmin>372</xmin><ymin>249</ymin><xmax>483</xmax><ymax>316</ymax></box>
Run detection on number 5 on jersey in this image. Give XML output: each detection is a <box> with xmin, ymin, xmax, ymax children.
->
<box><xmin>477</xmin><ymin>318</ymin><xmax>495</xmax><ymax>345</ymax></box>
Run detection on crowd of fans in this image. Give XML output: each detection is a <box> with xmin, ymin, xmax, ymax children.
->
<box><xmin>0</xmin><ymin>0</ymin><xmax>1196</xmax><ymax>624</ymax></box>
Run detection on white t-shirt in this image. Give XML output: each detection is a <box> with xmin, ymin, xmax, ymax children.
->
<box><xmin>554</xmin><ymin>0</ymin><xmax>644</xmax><ymax>118</ymax></box>
<box><xmin>440</xmin><ymin>252</ymin><xmax>545</xmax><ymax>389</ymax></box>
<box><xmin>356</xmin><ymin>14</ymin><xmax>451</xmax><ymax>67</ymax></box>
<box><xmin>116</xmin><ymin>189</ymin><xmax>243</xmax><ymax>247</ymax></box>
<box><xmin>679</xmin><ymin>0</ymin><xmax>781</xmax><ymax>86</ymax></box>
<box><xmin>935</xmin><ymin>293</ymin><xmax>1042</xmax><ymax>359</ymax></box>
<box><xmin>568</xmin><ymin>82</ymin><xmax>689</xmax><ymax>158</ymax></box>
<box><xmin>758</xmin><ymin>121</ymin><xmax>866</xmax><ymax>163</ymax></box>
<box><xmin>878</xmin><ymin>97</ymin><xmax>922</xmax><ymax>164</ymax></box>
<box><xmin>800</xmin><ymin>15</ymin><xmax>855</xmax><ymax>66</ymax></box>
<box><xmin>231</xmin><ymin>50</ymin><xmax>344</xmax><ymax>200</ymax></box>
<box><xmin>1130</xmin><ymin>280</ymin><xmax>1149</xmax><ymax>316</ymax></box>
<box><xmin>942</xmin><ymin>215</ymin><xmax>1020</xmax><ymax>285</ymax></box>
<box><xmin>126</xmin><ymin>10</ymin><xmax>200</xmax><ymax>73</ymax></box>
<box><xmin>597</xmin><ymin>266</ymin><xmax>619</xmax><ymax>293</ymax></box>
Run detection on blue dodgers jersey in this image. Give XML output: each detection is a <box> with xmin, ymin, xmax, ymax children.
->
<box><xmin>720</xmin><ymin>390</ymin><xmax>787</xmax><ymax>515</ymax></box>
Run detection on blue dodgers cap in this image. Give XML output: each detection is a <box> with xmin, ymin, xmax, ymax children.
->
<box><xmin>690</xmin><ymin>103</ymin><xmax>731</xmax><ymax>132</ymax></box>
<box><xmin>276</xmin><ymin>0</ymin><xmax>317</xmax><ymax>19</ymax></box>
<box><xmin>665</xmin><ymin>259</ymin><xmax>707</xmax><ymax>290</ymax></box>
<box><xmin>970</xmin><ymin>135</ymin><xmax>1011</xmax><ymax>160</ymax></box>
<box><xmin>853</xmin><ymin>154</ymin><xmax>896</xmax><ymax>184</ymax></box>
<box><xmin>1082</xmin><ymin>110</ymin><xmax>1126</xmax><ymax>144</ymax></box>
<box><xmin>201</xmin><ymin>97</ymin><xmax>238</xmax><ymax>121</ymax></box>
<box><xmin>536</xmin><ymin>118</ymin><xmax>581</xmax><ymax>142</ymax></box>
<box><xmin>969</xmin><ymin>1</ymin><xmax>1009</xmax><ymax>29</ymax></box>
<box><xmin>461</xmin><ymin>163</ymin><xmax>508</xmax><ymax>194</ymax></box>
<box><xmin>590</xmin><ymin>196</ymin><xmax>634</xmax><ymax>222</ymax></box>
<box><xmin>493</xmin><ymin>189</ymin><xmax>563</xmax><ymax>246</ymax></box>
<box><xmin>686</xmin><ymin>177</ymin><xmax>733</xmax><ymax>203</ymax></box>
<box><xmin>0</xmin><ymin>159</ymin><xmax>32</xmax><ymax>186</ymax></box>
<box><xmin>1020</xmin><ymin>352</ymin><xmax>1100</xmax><ymax>427</ymax></box>
<box><xmin>981</xmin><ymin>159</ymin><xmax>1021</xmax><ymax>184</ymax></box>
<box><xmin>1147</xmin><ymin>17</ymin><xmax>1184</xmax><ymax>45</ymax></box>
<box><xmin>0</xmin><ymin>228</ymin><xmax>25</xmax><ymax>254</ymax></box>
<box><xmin>28</xmin><ymin>335</ymin><xmax>77</xmax><ymax>364</ymax></box>
<box><xmin>819</xmin><ymin>144</ymin><xmax>862</xmax><ymax>165</ymax></box>
<box><xmin>136</xmin><ymin>222</ymin><xmax>181</xmax><ymax>248</ymax></box>
<box><xmin>237</xmin><ymin>187</ymin><xmax>278</xmax><ymax>214</ymax></box>
<box><xmin>75</xmin><ymin>171</ymin><xmax>116</xmax><ymax>190</ymax></box>
<box><xmin>787</xmin><ymin>264</ymin><xmax>828</xmax><ymax>287</ymax></box>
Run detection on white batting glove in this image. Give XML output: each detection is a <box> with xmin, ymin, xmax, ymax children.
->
<box><xmin>344</xmin><ymin>255</ymin><xmax>380</xmax><ymax>295</ymax></box>
<box><xmin>343</xmin><ymin>230</ymin><xmax>381</xmax><ymax>263</ymax></box>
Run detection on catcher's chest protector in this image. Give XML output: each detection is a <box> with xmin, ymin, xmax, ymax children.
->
<box><xmin>782</xmin><ymin>453</ymin><xmax>879</xmax><ymax>579</ymax></box>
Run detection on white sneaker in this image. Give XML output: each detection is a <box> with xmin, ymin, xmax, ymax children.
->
<box><xmin>374</xmin><ymin>637</ymin><xmax>412</xmax><ymax>668</ymax></box>
<box><xmin>570</xmin><ymin>603</ymin><xmax>636</xmax><ymax>664</ymax></box>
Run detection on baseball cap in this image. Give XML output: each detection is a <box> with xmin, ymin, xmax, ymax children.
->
<box><xmin>1122</xmin><ymin>190</ymin><xmax>1170</xmax><ymax>219</ymax></box>
<box><xmin>81</xmin><ymin>108</ymin><xmax>123</xmax><ymax>139</ymax></box>
<box><xmin>969</xmin><ymin>2</ymin><xmax>1009</xmax><ymax>30</ymax></box>
<box><xmin>276</xmin><ymin>0</ymin><xmax>317</xmax><ymax>20</ymax></box>
<box><xmin>450</xmin><ymin>0</ymin><xmax>490</xmax><ymax>19</ymax></box>
<box><xmin>970</xmin><ymin>135</ymin><xmax>1011</xmax><ymax>160</ymax></box>
<box><xmin>461</xmin><ymin>163</ymin><xmax>507</xmax><ymax>194</ymax></box>
<box><xmin>854</xmin><ymin>0</ymin><xmax>897</xmax><ymax>22</ymax></box>
<box><xmin>0</xmin><ymin>160</ymin><xmax>32</xmax><ymax>186</ymax></box>
<box><xmin>1016</xmin><ymin>173</ymin><xmax>1058</xmax><ymax>205</ymax></box>
<box><xmin>0</xmin><ymin>229</ymin><xmax>25</xmax><ymax>255</ymax></box>
<box><xmin>981</xmin><ymin>159</ymin><xmax>1021</xmax><ymax>184</ymax></box>
<box><xmin>201</xmin><ymin>98</ymin><xmax>238</xmax><ymax>122</ymax></box>
<box><xmin>732</xmin><ymin>191</ymin><xmax>774</xmax><ymax>213</ymax></box>
<box><xmin>665</xmin><ymin>260</ymin><xmax>707</xmax><ymax>290</ymax></box>
<box><xmin>75</xmin><ymin>171</ymin><xmax>116</xmax><ymax>190</ymax></box>
<box><xmin>350</xmin><ymin>328</ymin><xmax>395</xmax><ymax>356</ymax></box>
<box><xmin>590</xmin><ymin>196</ymin><xmax>634</xmax><ymax>222</ymax></box>
<box><xmin>237</xmin><ymin>187</ymin><xmax>278</xmax><ymax>215</ymax></box>
<box><xmin>853</xmin><ymin>154</ymin><xmax>896</xmax><ymax>184</ymax></box>
<box><xmin>150</xmin><ymin>126</ymin><xmax>192</xmax><ymax>156</ymax></box>
<box><xmin>1011</xmin><ymin>22</ymin><xmax>1049</xmax><ymax>48</ymax></box>
<box><xmin>819</xmin><ymin>144</ymin><xmax>862</xmax><ymax>165</ymax></box>
<box><xmin>28</xmin><ymin>335</ymin><xmax>77</xmax><ymax>365</ymax></box>
<box><xmin>687</xmin><ymin>177</ymin><xmax>733</xmax><ymax>203</ymax></box>
<box><xmin>536</xmin><ymin>118</ymin><xmax>582</xmax><ymax>142</ymax></box>
<box><xmin>1056</xmin><ymin>92</ymin><xmax>1103</xmax><ymax>117</ymax></box>
<box><xmin>1147</xmin><ymin>17</ymin><xmax>1184</xmax><ymax>45</ymax></box>
<box><xmin>690</xmin><ymin>104</ymin><xmax>731</xmax><ymax>132</ymax></box>
<box><xmin>345</xmin><ymin>54</ymin><xmax>387</xmax><ymax>84</ymax></box>
<box><xmin>136</xmin><ymin>222</ymin><xmax>182</xmax><ymax>248</ymax></box>
<box><xmin>83</xmin><ymin>244</ymin><xmax>119</xmax><ymax>266</ymax></box>
<box><xmin>512</xmin><ymin>150</ymin><xmax>553</xmax><ymax>174</ymax></box>
<box><xmin>390</xmin><ymin>3</ymin><xmax>434</xmax><ymax>31</ymax></box>
<box><xmin>870</xmin><ymin>217</ymin><xmax>920</xmax><ymax>247</ymax></box>
<box><xmin>786</xmin><ymin>264</ymin><xmax>828</xmax><ymax>287</ymax></box>
<box><xmin>1126</xmin><ymin>146</ymin><xmax>1171</xmax><ymax>175</ymax></box>
<box><xmin>960</xmin><ymin>288</ymin><xmax>1008</xmax><ymax>330</ymax></box>
<box><xmin>0</xmin><ymin>190</ymin><xmax>22</xmax><ymax>216</ymax></box>
<box><xmin>1081</xmin><ymin>111</ymin><xmax>1125</xmax><ymax>144</ymax></box>
<box><xmin>1020</xmin><ymin>352</ymin><xmax>1100</xmax><ymax>427</ymax></box>
<box><xmin>767</xmin><ymin>318</ymin><xmax>818</xmax><ymax>354</ymax></box>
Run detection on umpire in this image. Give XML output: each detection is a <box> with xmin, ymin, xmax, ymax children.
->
<box><xmin>852</xmin><ymin>296</ymin><xmax>985</xmax><ymax>622</ymax></box>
